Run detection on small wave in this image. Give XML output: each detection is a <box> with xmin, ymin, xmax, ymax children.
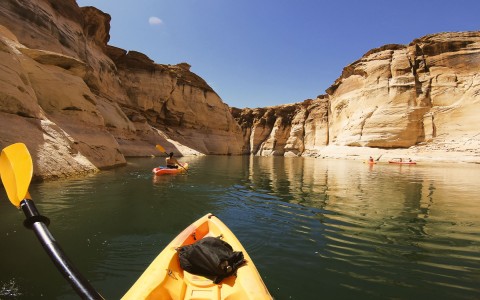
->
<box><xmin>0</xmin><ymin>279</ymin><xmax>23</xmax><ymax>298</ymax></box>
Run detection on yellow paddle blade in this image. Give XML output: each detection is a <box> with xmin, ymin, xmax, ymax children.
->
<box><xmin>156</xmin><ymin>144</ymin><xmax>166</xmax><ymax>153</ymax></box>
<box><xmin>0</xmin><ymin>143</ymin><xmax>33</xmax><ymax>207</ymax></box>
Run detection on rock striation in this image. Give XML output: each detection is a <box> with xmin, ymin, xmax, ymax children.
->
<box><xmin>1</xmin><ymin>0</ymin><xmax>479</xmax><ymax>182</ymax></box>
<box><xmin>231</xmin><ymin>97</ymin><xmax>329</xmax><ymax>156</ymax></box>
<box><xmin>327</xmin><ymin>32</ymin><xmax>480</xmax><ymax>151</ymax></box>
<box><xmin>0</xmin><ymin>0</ymin><xmax>243</xmax><ymax>180</ymax></box>
<box><xmin>233</xmin><ymin>32</ymin><xmax>480</xmax><ymax>162</ymax></box>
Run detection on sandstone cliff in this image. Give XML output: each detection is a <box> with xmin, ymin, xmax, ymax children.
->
<box><xmin>1</xmin><ymin>1</ymin><xmax>479</xmax><ymax>182</ymax></box>
<box><xmin>232</xmin><ymin>32</ymin><xmax>480</xmax><ymax>163</ymax></box>
<box><xmin>231</xmin><ymin>97</ymin><xmax>329</xmax><ymax>156</ymax></box>
<box><xmin>0</xmin><ymin>0</ymin><xmax>243</xmax><ymax>180</ymax></box>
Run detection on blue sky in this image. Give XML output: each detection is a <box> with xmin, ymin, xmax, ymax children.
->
<box><xmin>76</xmin><ymin>0</ymin><xmax>479</xmax><ymax>108</ymax></box>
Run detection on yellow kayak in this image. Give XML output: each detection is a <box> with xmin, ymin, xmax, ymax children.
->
<box><xmin>122</xmin><ymin>214</ymin><xmax>272</xmax><ymax>300</ymax></box>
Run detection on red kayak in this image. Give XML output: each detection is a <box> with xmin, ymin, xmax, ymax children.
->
<box><xmin>388</xmin><ymin>160</ymin><xmax>416</xmax><ymax>165</ymax></box>
<box><xmin>152</xmin><ymin>163</ymin><xmax>189</xmax><ymax>175</ymax></box>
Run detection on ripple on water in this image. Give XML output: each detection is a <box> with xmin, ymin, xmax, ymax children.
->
<box><xmin>92</xmin><ymin>233</ymin><xmax>169</xmax><ymax>278</ymax></box>
<box><xmin>217</xmin><ymin>176</ymin><xmax>480</xmax><ymax>298</ymax></box>
<box><xmin>9</xmin><ymin>157</ymin><xmax>480</xmax><ymax>299</ymax></box>
<box><xmin>0</xmin><ymin>279</ymin><xmax>23</xmax><ymax>298</ymax></box>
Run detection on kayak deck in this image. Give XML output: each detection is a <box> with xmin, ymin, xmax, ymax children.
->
<box><xmin>122</xmin><ymin>214</ymin><xmax>272</xmax><ymax>300</ymax></box>
<box><xmin>152</xmin><ymin>163</ymin><xmax>189</xmax><ymax>175</ymax></box>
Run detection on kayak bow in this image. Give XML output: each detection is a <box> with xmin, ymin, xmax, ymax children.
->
<box><xmin>122</xmin><ymin>214</ymin><xmax>272</xmax><ymax>300</ymax></box>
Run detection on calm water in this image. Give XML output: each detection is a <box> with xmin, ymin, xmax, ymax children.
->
<box><xmin>1</xmin><ymin>156</ymin><xmax>480</xmax><ymax>300</ymax></box>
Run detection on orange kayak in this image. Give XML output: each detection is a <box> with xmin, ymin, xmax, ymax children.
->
<box><xmin>152</xmin><ymin>163</ymin><xmax>189</xmax><ymax>175</ymax></box>
<box><xmin>122</xmin><ymin>214</ymin><xmax>272</xmax><ymax>300</ymax></box>
<box><xmin>388</xmin><ymin>160</ymin><xmax>416</xmax><ymax>165</ymax></box>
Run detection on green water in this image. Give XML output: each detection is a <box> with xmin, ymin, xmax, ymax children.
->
<box><xmin>1</xmin><ymin>156</ymin><xmax>480</xmax><ymax>299</ymax></box>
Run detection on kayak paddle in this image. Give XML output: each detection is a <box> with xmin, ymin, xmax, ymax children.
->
<box><xmin>0</xmin><ymin>143</ymin><xmax>103</xmax><ymax>300</ymax></box>
<box><xmin>155</xmin><ymin>144</ymin><xmax>188</xmax><ymax>173</ymax></box>
<box><xmin>155</xmin><ymin>144</ymin><xmax>168</xmax><ymax>155</ymax></box>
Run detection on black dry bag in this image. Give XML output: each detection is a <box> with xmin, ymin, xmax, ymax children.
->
<box><xmin>178</xmin><ymin>236</ymin><xmax>245</xmax><ymax>284</ymax></box>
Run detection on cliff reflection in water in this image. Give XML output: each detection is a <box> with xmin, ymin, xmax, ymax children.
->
<box><xmin>1</xmin><ymin>155</ymin><xmax>479</xmax><ymax>299</ymax></box>
<box><xmin>244</xmin><ymin>155</ymin><xmax>480</xmax><ymax>298</ymax></box>
<box><xmin>246</xmin><ymin>156</ymin><xmax>478</xmax><ymax>224</ymax></box>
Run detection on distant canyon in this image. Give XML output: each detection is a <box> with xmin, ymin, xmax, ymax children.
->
<box><xmin>0</xmin><ymin>0</ymin><xmax>479</xmax><ymax>180</ymax></box>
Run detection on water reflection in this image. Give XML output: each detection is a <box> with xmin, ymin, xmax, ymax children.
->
<box><xmin>244</xmin><ymin>156</ymin><xmax>480</xmax><ymax>298</ymax></box>
<box><xmin>1</xmin><ymin>156</ymin><xmax>479</xmax><ymax>299</ymax></box>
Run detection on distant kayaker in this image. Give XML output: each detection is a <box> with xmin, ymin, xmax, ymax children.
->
<box><xmin>166</xmin><ymin>152</ymin><xmax>184</xmax><ymax>169</ymax></box>
<box><xmin>369</xmin><ymin>156</ymin><xmax>374</xmax><ymax>163</ymax></box>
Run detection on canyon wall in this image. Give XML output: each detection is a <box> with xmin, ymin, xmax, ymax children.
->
<box><xmin>0</xmin><ymin>0</ymin><xmax>243</xmax><ymax>180</ymax></box>
<box><xmin>232</xmin><ymin>32</ymin><xmax>480</xmax><ymax>161</ymax></box>
<box><xmin>1</xmin><ymin>1</ymin><xmax>479</xmax><ymax>181</ymax></box>
<box><xmin>231</xmin><ymin>97</ymin><xmax>330</xmax><ymax>156</ymax></box>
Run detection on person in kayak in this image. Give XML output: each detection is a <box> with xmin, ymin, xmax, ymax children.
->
<box><xmin>166</xmin><ymin>152</ymin><xmax>184</xmax><ymax>169</ymax></box>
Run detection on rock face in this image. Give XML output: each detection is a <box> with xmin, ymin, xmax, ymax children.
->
<box><xmin>231</xmin><ymin>97</ymin><xmax>329</xmax><ymax>156</ymax></box>
<box><xmin>1</xmin><ymin>1</ymin><xmax>479</xmax><ymax>182</ymax></box>
<box><xmin>106</xmin><ymin>49</ymin><xmax>243</xmax><ymax>156</ymax></box>
<box><xmin>327</xmin><ymin>32</ymin><xmax>480</xmax><ymax>151</ymax></box>
<box><xmin>233</xmin><ymin>32</ymin><xmax>480</xmax><ymax>160</ymax></box>
<box><xmin>0</xmin><ymin>0</ymin><xmax>243</xmax><ymax>180</ymax></box>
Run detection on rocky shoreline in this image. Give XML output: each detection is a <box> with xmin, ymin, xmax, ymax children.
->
<box><xmin>0</xmin><ymin>1</ymin><xmax>479</xmax><ymax>181</ymax></box>
<box><xmin>307</xmin><ymin>145</ymin><xmax>480</xmax><ymax>165</ymax></box>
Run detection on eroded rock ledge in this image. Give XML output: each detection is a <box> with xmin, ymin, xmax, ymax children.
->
<box><xmin>0</xmin><ymin>0</ymin><xmax>243</xmax><ymax>180</ymax></box>
<box><xmin>0</xmin><ymin>1</ymin><xmax>479</xmax><ymax>182</ymax></box>
<box><xmin>232</xmin><ymin>32</ymin><xmax>480</xmax><ymax>162</ymax></box>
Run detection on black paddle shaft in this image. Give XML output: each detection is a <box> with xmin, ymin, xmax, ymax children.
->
<box><xmin>20</xmin><ymin>200</ymin><xmax>104</xmax><ymax>300</ymax></box>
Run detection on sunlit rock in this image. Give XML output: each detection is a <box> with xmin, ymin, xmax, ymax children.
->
<box><xmin>0</xmin><ymin>0</ymin><xmax>242</xmax><ymax>180</ymax></box>
<box><xmin>235</xmin><ymin>32</ymin><xmax>480</xmax><ymax>160</ymax></box>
